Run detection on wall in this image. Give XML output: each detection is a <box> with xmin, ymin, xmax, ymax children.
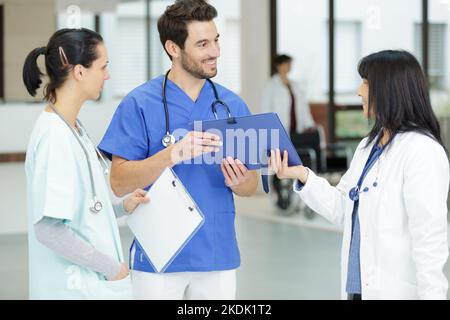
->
<box><xmin>4</xmin><ymin>0</ymin><xmax>56</xmax><ymax>102</ymax></box>
<box><xmin>240</xmin><ymin>0</ymin><xmax>271</xmax><ymax>114</ymax></box>
<box><xmin>240</xmin><ymin>0</ymin><xmax>271</xmax><ymax>195</ymax></box>
<box><xmin>0</xmin><ymin>101</ymin><xmax>120</xmax><ymax>153</ymax></box>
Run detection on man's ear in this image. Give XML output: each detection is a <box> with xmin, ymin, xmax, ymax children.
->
<box><xmin>165</xmin><ymin>40</ymin><xmax>181</xmax><ymax>59</ymax></box>
<box><xmin>72</xmin><ymin>64</ymin><xmax>84</xmax><ymax>81</ymax></box>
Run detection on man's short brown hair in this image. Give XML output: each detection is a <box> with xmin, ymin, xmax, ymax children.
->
<box><xmin>157</xmin><ymin>0</ymin><xmax>218</xmax><ymax>59</ymax></box>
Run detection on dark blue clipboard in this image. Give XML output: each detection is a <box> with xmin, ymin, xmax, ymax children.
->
<box><xmin>190</xmin><ymin>112</ymin><xmax>303</xmax><ymax>193</ymax></box>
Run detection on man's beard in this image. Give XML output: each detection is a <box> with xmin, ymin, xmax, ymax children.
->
<box><xmin>180</xmin><ymin>51</ymin><xmax>218</xmax><ymax>79</ymax></box>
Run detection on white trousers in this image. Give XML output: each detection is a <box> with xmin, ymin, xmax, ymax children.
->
<box><xmin>131</xmin><ymin>269</ymin><xmax>237</xmax><ymax>300</ymax></box>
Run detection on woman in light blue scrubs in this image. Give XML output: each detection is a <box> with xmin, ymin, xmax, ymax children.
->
<box><xmin>22</xmin><ymin>28</ymin><xmax>148</xmax><ymax>299</ymax></box>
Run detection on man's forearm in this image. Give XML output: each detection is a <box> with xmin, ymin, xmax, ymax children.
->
<box><xmin>231</xmin><ymin>171</ymin><xmax>259</xmax><ymax>197</ymax></box>
<box><xmin>111</xmin><ymin>147</ymin><xmax>175</xmax><ymax>197</ymax></box>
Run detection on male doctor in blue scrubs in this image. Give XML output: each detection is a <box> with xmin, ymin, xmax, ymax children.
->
<box><xmin>99</xmin><ymin>0</ymin><xmax>259</xmax><ymax>299</ymax></box>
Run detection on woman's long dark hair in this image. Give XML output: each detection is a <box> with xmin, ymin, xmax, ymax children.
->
<box><xmin>22</xmin><ymin>28</ymin><xmax>103</xmax><ymax>103</ymax></box>
<box><xmin>358</xmin><ymin>50</ymin><xmax>444</xmax><ymax>149</ymax></box>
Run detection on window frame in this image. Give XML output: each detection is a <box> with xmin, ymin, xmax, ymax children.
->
<box><xmin>272</xmin><ymin>0</ymin><xmax>431</xmax><ymax>143</ymax></box>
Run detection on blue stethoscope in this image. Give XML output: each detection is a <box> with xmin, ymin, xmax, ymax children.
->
<box><xmin>161</xmin><ymin>69</ymin><xmax>233</xmax><ymax>148</ymax></box>
<box><xmin>348</xmin><ymin>138</ymin><xmax>385</xmax><ymax>202</ymax></box>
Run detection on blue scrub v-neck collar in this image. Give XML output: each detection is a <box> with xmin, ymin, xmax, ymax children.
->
<box><xmin>166</xmin><ymin>77</ymin><xmax>210</xmax><ymax>105</ymax></box>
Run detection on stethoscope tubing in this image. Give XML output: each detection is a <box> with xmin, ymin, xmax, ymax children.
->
<box><xmin>161</xmin><ymin>69</ymin><xmax>232</xmax><ymax>147</ymax></box>
<box><xmin>48</xmin><ymin>103</ymin><xmax>107</xmax><ymax>213</ymax></box>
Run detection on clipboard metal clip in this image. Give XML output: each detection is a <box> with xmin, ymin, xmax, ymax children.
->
<box><xmin>227</xmin><ymin>117</ymin><xmax>237</xmax><ymax>125</ymax></box>
<box><xmin>172</xmin><ymin>179</ymin><xmax>196</xmax><ymax>212</ymax></box>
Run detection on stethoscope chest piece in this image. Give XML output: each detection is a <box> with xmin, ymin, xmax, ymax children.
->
<box><xmin>349</xmin><ymin>184</ymin><xmax>375</xmax><ymax>202</ymax></box>
<box><xmin>90</xmin><ymin>197</ymin><xmax>103</xmax><ymax>214</ymax></box>
<box><xmin>349</xmin><ymin>187</ymin><xmax>361</xmax><ymax>202</ymax></box>
<box><xmin>162</xmin><ymin>134</ymin><xmax>176</xmax><ymax>148</ymax></box>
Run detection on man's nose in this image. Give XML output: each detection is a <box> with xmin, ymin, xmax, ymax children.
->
<box><xmin>209</xmin><ymin>42</ymin><xmax>220</xmax><ymax>58</ymax></box>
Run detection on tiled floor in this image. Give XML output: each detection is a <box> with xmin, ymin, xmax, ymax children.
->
<box><xmin>0</xmin><ymin>213</ymin><xmax>343</xmax><ymax>300</ymax></box>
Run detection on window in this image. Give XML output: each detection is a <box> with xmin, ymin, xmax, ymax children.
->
<box><xmin>414</xmin><ymin>23</ymin><xmax>446</xmax><ymax>89</ymax></box>
<box><xmin>114</xmin><ymin>16</ymin><xmax>147</xmax><ymax>96</ymax></box>
<box><xmin>210</xmin><ymin>0</ymin><xmax>242</xmax><ymax>93</ymax></box>
<box><xmin>56</xmin><ymin>0</ymin><xmax>242</xmax><ymax>100</ymax></box>
<box><xmin>336</xmin><ymin>110</ymin><xmax>370</xmax><ymax>139</ymax></box>
<box><xmin>214</xmin><ymin>18</ymin><xmax>241</xmax><ymax>93</ymax></box>
<box><xmin>335</xmin><ymin>0</ymin><xmax>421</xmax><ymax>106</ymax></box>
<box><xmin>334</xmin><ymin>0</ymin><xmax>421</xmax><ymax>139</ymax></box>
<box><xmin>429</xmin><ymin>0</ymin><xmax>450</xmax><ymax>119</ymax></box>
<box><xmin>335</xmin><ymin>21</ymin><xmax>361</xmax><ymax>94</ymax></box>
<box><xmin>149</xmin><ymin>0</ymin><xmax>173</xmax><ymax>79</ymax></box>
<box><xmin>276</xmin><ymin>0</ymin><xmax>448</xmax><ymax>143</ymax></box>
<box><xmin>278</xmin><ymin>0</ymin><xmax>329</xmax><ymax>102</ymax></box>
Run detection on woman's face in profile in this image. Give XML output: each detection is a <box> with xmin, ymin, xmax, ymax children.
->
<box><xmin>357</xmin><ymin>79</ymin><xmax>370</xmax><ymax>118</ymax></box>
<box><xmin>81</xmin><ymin>43</ymin><xmax>110</xmax><ymax>100</ymax></box>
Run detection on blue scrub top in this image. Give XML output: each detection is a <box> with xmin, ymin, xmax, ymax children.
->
<box><xmin>99</xmin><ymin>75</ymin><xmax>251</xmax><ymax>273</ymax></box>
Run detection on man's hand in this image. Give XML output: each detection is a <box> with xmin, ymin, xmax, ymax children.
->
<box><xmin>170</xmin><ymin>131</ymin><xmax>222</xmax><ymax>165</ymax></box>
<box><xmin>220</xmin><ymin>157</ymin><xmax>252</xmax><ymax>188</ymax></box>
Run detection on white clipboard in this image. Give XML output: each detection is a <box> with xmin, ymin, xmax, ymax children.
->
<box><xmin>126</xmin><ymin>168</ymin><xmax>205</xmax><ymax>273</ymax></box>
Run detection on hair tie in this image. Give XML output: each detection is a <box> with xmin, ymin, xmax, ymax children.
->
<box><xmin>39</xmin><ymin>46</ymin><xmax>47</xmax><ymax>55</ymax></box>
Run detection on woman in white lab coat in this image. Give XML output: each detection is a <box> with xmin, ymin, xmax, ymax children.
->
<box><xmin>261</xmin><ymin>54</ymin><xmax>315</xmax><ymax>134</ymax></box>
<box><xmin>270</xmin><ymin>50</ymin><xmax>450</xmax><ymax>300</ymax></box>
<box><xmin>23</xmin><ymin>28</ymin><xmax>149</xmax><ymax>299</ymax></box>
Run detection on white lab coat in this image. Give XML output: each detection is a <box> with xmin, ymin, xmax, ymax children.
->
<box><xmin>261</xmin><ymin>74</ymin><xmax>315</xmax><ymax>133</ymax></box>
<box><xmin>294</xmin><ymin>131</ymin><xmax>450</xmax><ymax>300</ymax></box>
